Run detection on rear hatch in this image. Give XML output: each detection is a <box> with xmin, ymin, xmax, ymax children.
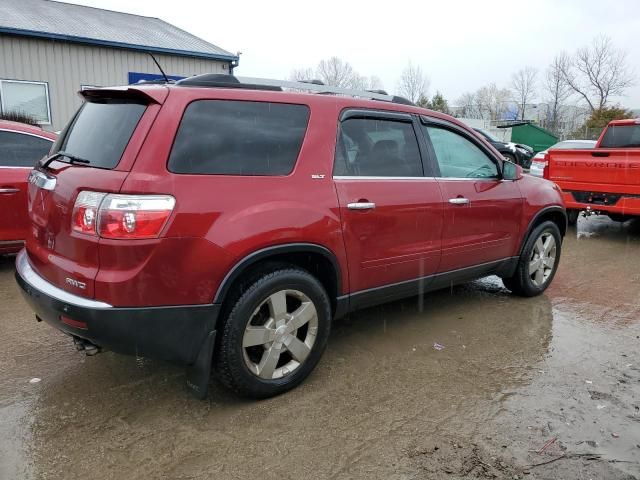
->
<box><xmin>26</xmin><ymin>87</ymin><xmax>166</xmax><ymax>298</ymax></box>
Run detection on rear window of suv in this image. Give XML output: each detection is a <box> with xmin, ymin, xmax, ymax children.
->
<box><xmin>168</xmin><ymin>100</ymin><xmax>310</xmax><ymax>175</ymax></box>
<box><xmin>53</xmin><ymin>100</ymin><xmax>146</xmax><ymax>169</ymax></box>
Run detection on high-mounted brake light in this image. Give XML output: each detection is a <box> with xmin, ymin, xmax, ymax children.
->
<box><xmin>72</xmin><ymin>191</ymin><xmax>175</xmax><ymax>239</ymax></box>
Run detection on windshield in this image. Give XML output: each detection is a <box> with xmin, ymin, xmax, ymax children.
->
<box><xmin>476</xmin><ymin>129</ymin><xmax>500</xmax><ymax>143</ymax></box>
<box><xmin>600</xmin><ymin>124</ymin><xmax>640</xmax><ymax>148</ymax></box>
<box><xmin>52</xmin><ymin>100</ymin><xmax>146</xmax><ymax>169</ymax></box>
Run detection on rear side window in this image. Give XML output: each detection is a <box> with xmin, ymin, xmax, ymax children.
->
<box><xmin>168</xmin><ymin>100</ymin><xmax>310</xmax><ymax>175</ymax></box>
<box><xmin>600</xmin><ymin>125</ymin><xmax>640</xmax><ymax>148</ymax></box>
<box><xmin>333</xmin><ymin>118</ymin><xmax>422</xmax><ymax>177</ymax></box>
<box><xmin>0</xmin><ymin>131</ymin><xmax>52</xmax><ymax>167</ymax></box>
<box><xmin>53</xmin><ymin>101</ymin><xmax>146</xmax><ymax>169</ymax></box>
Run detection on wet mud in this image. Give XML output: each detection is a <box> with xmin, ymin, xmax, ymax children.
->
<box><xmin>1</xmin><ymin>215</ymin><xmax>639</xmax><ymax>479</ymax></box>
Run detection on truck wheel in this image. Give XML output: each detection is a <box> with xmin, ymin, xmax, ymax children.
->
<box><xmin>567</xmin><ymin>209</ymin><xmax>579</xmax><ymax>226</ymax></box>
<box><xmin>503</xmin><ymin>153</ymin><xmax>516</xmax><ymax>163</ymax></box>
<box><xmin>502</xmin><ymin>221</ymin><xmax>562</xmax><ymax>297</ymax></box>
<box><xmin>214</xmin><ymin>268</ymin><xmax>331</xmax><ymax>398</ymax></box>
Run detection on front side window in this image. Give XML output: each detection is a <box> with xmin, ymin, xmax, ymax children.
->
<box><xmin>424</xmin><ymin>126</ymin><xmax>499</xmax><ymax>179</ymax></box>
<box><xmin>0</xmin><ymin>131</ymin><xmax>52</xmax><ymax>167</ymax></box>
<box><xmin>334</xmin><ymin>118</ymin><xmax>422</xmax><ymax>177</ymax></box>
<box><xmin>168</xmin><ymin>100</ymin><xmax>310</xmax><ymax>175</ymax></box>
<box><xmin>0</xmin><ymin>80</ymin><xmax>51</xmax><ymax>125</ymax></box>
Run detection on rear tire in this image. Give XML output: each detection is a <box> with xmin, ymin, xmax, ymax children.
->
<box><xmin>214</xmin><ymin>268</ymin><xmax>331</xmax><ymax>398</ymax></box>
<box><xmin>502</xmin><ymin>221</ymin><xmax>562</xmax><ymax>297</ymax></box>
<box><xmin>567</xmin><ymin>209</ymin><xmax>580</xmax><ymax>226</ymax></box>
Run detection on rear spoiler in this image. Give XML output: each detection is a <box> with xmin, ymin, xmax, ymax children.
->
<box><xmin>78</xmin><ymin>86</ymin><xmax>168</xmax><ymax>104</ymax></box>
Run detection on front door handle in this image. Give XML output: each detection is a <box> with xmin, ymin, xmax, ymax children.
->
<box><xmin>0</xmin><ymin>187</ymin><xmax>20</xmax><ymax>194</ymax></box>
<box><xmin>348</xmin><ymin>202</ymin><xmax>376</xmax><ymax>210</ymax></box>
<box><xmin>449</xmin><ymin>197</ymin><xmax>470</xmax><ymax>205</ymax></box>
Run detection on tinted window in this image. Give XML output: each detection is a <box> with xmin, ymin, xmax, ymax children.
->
<box><xmin>54</xmin><ymin>101</ymin><xmax>146</xmax><ymax>169</ymax></box>
<box><xmin>0</xmin><ymin>131</ymin><xmax>52</xmax><ymax>167</ymax></box>
<box><xmin>425</xmin><ymin>126</ymin><xmax>499</xmax><ymax>179</ymax></box>
<box><xmin>600</xmin><ymin>125</ymin><xmax>640</xmax><ymax>148</ymax></box>
<box><xmin>168</xmin><ymin>100</ymin><xmax>310</xmax><ymax>175</ymax></box>
<box><xmin>334</xmin><ymin>118</ymin><xmax>422</xmax><ymax>177</ymax></box>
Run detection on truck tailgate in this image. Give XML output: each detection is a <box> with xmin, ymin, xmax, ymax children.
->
<box><xmin>548</xmin><ymin>149</ymin><xmax>640</xmax><ymax>191</ymax></box>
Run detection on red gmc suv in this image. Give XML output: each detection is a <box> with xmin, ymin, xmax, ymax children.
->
<box><xmin>16</xmin><ymin>75</ymin><xmax>566</xmax><ymax>399</ymax></box>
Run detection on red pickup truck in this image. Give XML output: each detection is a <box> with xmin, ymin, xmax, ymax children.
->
<box><xmin>545</xmin><ymin>118</ymin><xmax>640</xmax><ymax>224</ymax></box>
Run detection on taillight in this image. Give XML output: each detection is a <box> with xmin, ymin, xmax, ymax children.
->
<box><xmin>72</xmin><ymin>191</ymin><xmax>106</xmax><ymax>234</ymax></box>
<box><xmin>542</xmin><ymin>153</ymin><xmax>550</xmax><ymax>179</ymax></box>
<box><xmin>72</xmin><ymin>191</ymin><xmax>175</xmax><ymax>239</ymax></box>
<box><xmin>98</xmin><ymin>195</ymin><xmax>176</xmax><ymax>239</ymax></box>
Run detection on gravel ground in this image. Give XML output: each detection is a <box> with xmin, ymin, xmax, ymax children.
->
<box><xmin>1</xmin><ymin>215</ymin><xmax>639</xmax><ymax>479</ymax></box>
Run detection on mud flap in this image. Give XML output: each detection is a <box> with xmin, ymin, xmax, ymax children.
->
<box><xmin>185</xmin><ymin>331</ymin><xmax>216</xmax><ymax>399</ymax></box>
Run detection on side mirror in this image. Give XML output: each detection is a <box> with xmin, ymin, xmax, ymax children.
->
<box><xmin>502</xmin><ymin>161</ymin><xmax>523</xmax><ymax>180</ymax></box>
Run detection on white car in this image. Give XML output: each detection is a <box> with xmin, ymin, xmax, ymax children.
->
<box><xmin>529</xmin><ymin>140</ymin><xmax>597</xmax><ymax>177</ymax></box>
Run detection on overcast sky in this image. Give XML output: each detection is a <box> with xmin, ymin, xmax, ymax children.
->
<box><xmin>72</xmin><ymin>0</ymin><xmax>640</xmax><ymax>108</ymax></box>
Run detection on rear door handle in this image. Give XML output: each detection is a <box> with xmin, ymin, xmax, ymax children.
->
<box><xmin>347</xmin><ymin>202</ymin><xmax>376</xmax><ymax>210</ymax></box>
<box><xmin>0</xmin><ymin>187</ymin><xmax>20</xmax><ymax>194</ymax></box>
<box><xmin>448</xmin><ymin>197</ymin><xmax>470</xmax><ymax>205</ymax></box>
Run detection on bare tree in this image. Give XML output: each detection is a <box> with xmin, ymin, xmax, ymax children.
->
<box><xmin>397</xmin><ymin>61</ymin><xmax>430</xmax><ymax>103</ymax></box>
<box><xmin>561</xmin><ymin>35</ymin><xmax>635</xmax><ymax>112</ymax></box>
<box><xmin>289</xmin><ymin>68</ymin><xmax>315</xmax><ymax>82</ymax></box>
<box><xmin>367</xmin><ymin>75</ymin><xmax>384</xmax><ymax>91</ymax></box>
<box><xmin>456</xmin><ymin>92</ymin><xmax>479</xmax><ymax>118</ymax></box>
<box><xmin>544</xmin><ymin>54</ymin><xmax>572</xmax><ymax>133</ymax></box>
<box><xmin>316</xmin><ymin>57</ymin><xmax>360</xmax><ymax>88</ymax></box>
<box><xmin>291</xmin><ymin>57</ymin><xmax>381</xmax><ymax>91</ymax></box>
<box><xmin>476</xmin><ymin>84</ymin><xmax>512</xmax><ymax>121</ymax></box>
<box><xmin>511</xmin><ymin>67</ymin><xmax>538</xmax><ymax>120</ymax></box>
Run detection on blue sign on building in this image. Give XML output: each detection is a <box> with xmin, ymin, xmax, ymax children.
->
<box><xmin>128</xmin><ymin>72</ymin><xmax>185</xmax><ymax>84</ymax></box>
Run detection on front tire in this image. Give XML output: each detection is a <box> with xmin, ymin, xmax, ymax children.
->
<box><xmin>214</xmin><ymin>268</ymin><xmax>331</xmax><ymax>398</ymax></box>
<box><xmin>503</xmin><ymin>153</ymin><xmax>516</xmax><ymax>163</ymax></box>
<box><xmin>502</xmin><ymin>221</ymin><xmax>562</xmax><ymax>297</ymax></box>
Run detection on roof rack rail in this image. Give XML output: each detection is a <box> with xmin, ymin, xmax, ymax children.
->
<box><xmin>175</xmin><ymin>74</ymin><xmax>415</xmax><ymax>106</ymax></box>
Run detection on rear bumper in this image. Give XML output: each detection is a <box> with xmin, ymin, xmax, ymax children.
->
<box><xmin>562</xmin><ymin>191</ymin><xmax>640</xmax><ymax>216</ymax></box>
<box><xmin>15</xmin><ymin>250</ymin><xmax>220</xmax><ymax>366</ymax></box>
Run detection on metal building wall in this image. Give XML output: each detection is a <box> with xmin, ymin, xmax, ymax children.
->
<box><xmin>0</xmin><ymin>34</ymin><xmax>227</xmax><ymax>130</ymax></box>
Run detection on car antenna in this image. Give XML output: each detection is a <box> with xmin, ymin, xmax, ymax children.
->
<box><xmin>147</xmin><ymin>52</ymin><xmax>170</xmax><ymax>83</ymax></box>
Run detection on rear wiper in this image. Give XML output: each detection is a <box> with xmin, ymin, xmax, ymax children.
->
<box><xmin>40</xmin><ymin>151</ymin><xmax>91</xmax><ymax>169</ymax></box>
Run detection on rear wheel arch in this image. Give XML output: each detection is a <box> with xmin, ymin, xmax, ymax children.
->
<box><xmin>214</xmin><ymin>244</ymin><xmax>342</xmax><ymax>322</ymax></box>
<box><xmin>519</xmin><ymin>206</ymin><xmax>567</xmax><ymax>256</ymax></box>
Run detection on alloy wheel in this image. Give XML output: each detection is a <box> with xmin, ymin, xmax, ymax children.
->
<box><xmin>529</xmin><ymin>232</ymin><xmax>557</xmax><ymax>287</ymax></box>
<box><xmin>242</xmin><ymin>289</ymin><xmax>318</xmax><ymax>380</ymax></box>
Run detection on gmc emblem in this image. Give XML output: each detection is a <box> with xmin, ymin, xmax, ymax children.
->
<box><xmin>65</xmin><ymin>277</ymin><xmax>87</xmax><ymax>290</ymax></box>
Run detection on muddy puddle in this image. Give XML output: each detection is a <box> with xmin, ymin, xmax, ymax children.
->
<box><xmin>1</xmin><ymin>215</ymin><xmax>638</xmax><ymax>479</ymax></box>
